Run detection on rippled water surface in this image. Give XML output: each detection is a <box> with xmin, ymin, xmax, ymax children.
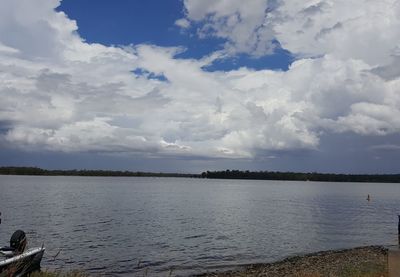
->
<box><xmin>0</xmin><ymin>176</ymin><xmax>399</xmax><ymax>276</ymax></box>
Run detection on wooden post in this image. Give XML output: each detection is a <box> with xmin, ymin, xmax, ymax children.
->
<box><xmin>398</xmin><ymin>215</ymin><xmax>400</xmax><ymax>246</ymax></box>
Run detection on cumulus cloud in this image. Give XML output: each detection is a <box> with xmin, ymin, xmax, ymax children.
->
<box><xmin>181</xmin><ymin>0</ymin><xmax>400</xmax><ymax>64</ymax></box>
<box><xmin>181</xmin><ymin>0</ymin><xmax>274</xmax><ymax>56</ymax></box>
<box><xmin>1</xmin><ymin>0</ymin><xmax>400</xmax><ymax>162</ymax></box>
<box><xmin>271</xmin><ymin>0</ymin><xmax>400</xmax><ymax>66</ymax></box>
<box><xmin>175</xmin><ymin>18</ymin><xmax>191</xmax><ymax>29</ymax></box>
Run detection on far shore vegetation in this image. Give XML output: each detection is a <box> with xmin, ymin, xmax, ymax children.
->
<box><xmin>0</xmin><ymin>166</ymin><xmax>198</xmax><ymax>178</ymax></box>
<box><xmin>1</xmin><ymin>166</ymin><xmax>400</xmax><ymax>183</ymax></box>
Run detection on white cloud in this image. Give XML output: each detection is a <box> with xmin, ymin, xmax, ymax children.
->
<box><xmin>181</xmin><ymin>0</ymin><xmax>274</xmax><ymax>56</ymax></box>
<box><xmin>1</xmin><ymin>0</ymin><xmax>400</xmax><ymax>161</ymax></box>
<box><xmin>181</xmin><ymin>0</ymin><xmax>400</xmax><ymax>65</ymax></box>
<box><xmin>271</xmin><ymin>0</ymin><xmax>400</xmax><ymax>66</ymax></box>
<box><xmin>175</xmin><ymin>18</ymin><xmax>191</xmax><ymax>29</ymax></box>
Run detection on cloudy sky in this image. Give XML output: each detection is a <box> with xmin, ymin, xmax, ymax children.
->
<box><xmin>1</xmin><ymin>0</ymin><xmax>400</xmax><ymax>173</ymax></box>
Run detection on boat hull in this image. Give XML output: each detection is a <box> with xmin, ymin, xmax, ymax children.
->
<box><xmin>0</xmin><ymin>247</ymin><xmax>45</xmax><ymax>277</ymax></box>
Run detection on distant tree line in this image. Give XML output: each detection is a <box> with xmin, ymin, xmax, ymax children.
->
<box><xmin>2</xmin><ymin>167</ymin><xmax>400</xmax><ymax>183</ymax></box>
<box><xmin>0</xmin><ymin>167</ymin><xmax>200</xmax><ymax>178</ymax></box>
<box><xmin>201</xmin><ymin>170</ymin><xmax>400</xmax><ymax>183</ymax></box>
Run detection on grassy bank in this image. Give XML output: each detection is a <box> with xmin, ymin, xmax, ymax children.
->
<box><xmin>29</xmin><ymin>271</ymin><xmax>88</xmax><ymax>277</ymax></box>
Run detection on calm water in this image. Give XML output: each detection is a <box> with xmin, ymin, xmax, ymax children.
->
<box><xmin>0</xmin><ymin>176</ymin><xmax>399</xmax><ymax>276</ymax></box>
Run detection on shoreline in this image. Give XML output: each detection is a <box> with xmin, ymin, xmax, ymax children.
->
<box><xmin>196</xmin><ymin>246</ymin><xmax>388</xmax><ymax>277</ymax></box>
<box><xmin>29</xmin><ymin>246</ymin><xmax>389</xmax><ymax>276</ymax></box>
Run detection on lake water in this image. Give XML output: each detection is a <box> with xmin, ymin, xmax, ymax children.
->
<box><xmin>0</xmin><ymin>175</ymin><xmax>399</xmax><ymax>276</ymax></box>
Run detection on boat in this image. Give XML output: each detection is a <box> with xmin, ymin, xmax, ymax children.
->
<box><xmin>0</xmin><ymin>230</ymin><xmax>45</xmax><ymax>276</ymax></box>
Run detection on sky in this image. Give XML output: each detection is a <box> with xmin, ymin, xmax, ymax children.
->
<box><xmin>1</xmin><ymin>0</ymin><xmax>400</xmax><ymax>173</ymax></box>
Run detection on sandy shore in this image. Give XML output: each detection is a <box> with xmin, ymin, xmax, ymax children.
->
<box><xmin>197</xmin><ymin>246</ymin><xmax>387</xmax><ymax>277</ymax></box>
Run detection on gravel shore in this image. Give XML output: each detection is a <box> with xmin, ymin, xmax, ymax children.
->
<box><xmin>198</xmin><ymin>246</ymin><xmax>388</xmax><ymax>277</ymax></box>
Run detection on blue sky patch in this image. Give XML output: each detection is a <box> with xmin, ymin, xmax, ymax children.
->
<box><xmin>58</xmin><ymin>0</ymin><xmax>292</xmax><ymax>71</ymax></box>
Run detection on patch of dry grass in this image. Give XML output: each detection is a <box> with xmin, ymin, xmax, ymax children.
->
<box><xmin>28</xmin><ymin>270</ymin><xmax>89</xmax><ymax>277</ymax></box>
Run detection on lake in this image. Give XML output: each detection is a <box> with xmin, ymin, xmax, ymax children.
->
<box><xmin>0</xmin><ymin>175</ymin><xmax>399</xmax><ymax>276</ymax></box>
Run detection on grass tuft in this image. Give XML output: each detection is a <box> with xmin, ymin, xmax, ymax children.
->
<box><xmin>29</xmin><ymin>270</ymin><xmax>89</xmax><ymax>277</ymax></box>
